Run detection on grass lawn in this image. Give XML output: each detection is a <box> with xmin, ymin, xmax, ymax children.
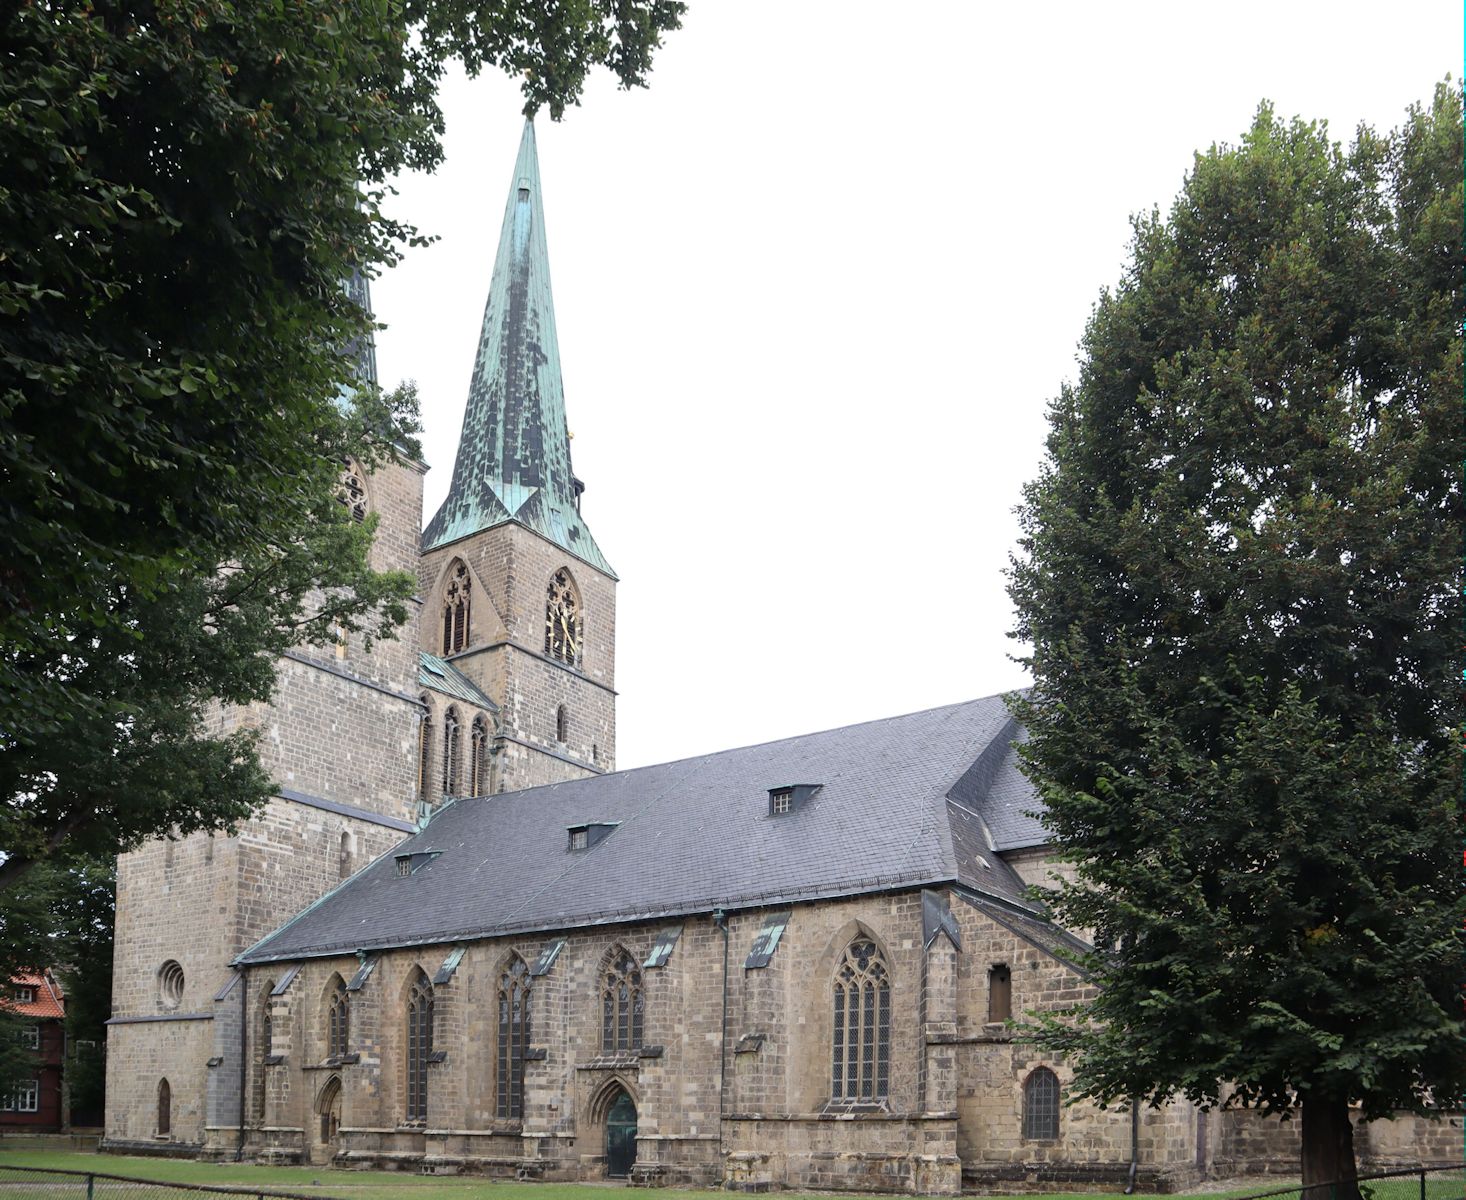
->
<box><xmin>0</xmin><ymin>1149</ymin><xmax>1307</xmax><ymax>1200</ymax></box>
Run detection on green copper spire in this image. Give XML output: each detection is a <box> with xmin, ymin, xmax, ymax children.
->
<box><xmin>423</xmin><ymin>121</ymin><xmax>613</xmax><ymax>576</ymax></box>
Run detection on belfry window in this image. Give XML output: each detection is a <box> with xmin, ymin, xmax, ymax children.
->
<box><xmin>442</xmin><ymin>561</ymin><xmax>471</xmax><ymax>655</ymax></box>
<box><xmin>470</xmin><ymin>716</ymin><xmax>491</xmax><ymax>795</ymax></box>
<box><xmin>405</xmin><ymin>973</ymin><xmax>433</xmax><ymax>1123</ymax></box>
<box><xmin>544</xmin><ymin>569</ymin><xmax>581</xmax><ymax>666</ymax></box>
<box><xmin>497</xmin><ymin>957</ymin><xmax>531</xmax><ymax>1119</ymax></box>
<box><xmin>601</xmin><ymin>950</ymin><xmax>644</xmax><ymax>1053</ymax></box>
<box><xmin>441</xmin><ymin>707</ymin><xmax>460</xmax><ymax>796</ymax></box>
<box><xmin>831</xmin><ymin>938</ymin><xmax>890</xmax><ymax>1105</ymax></box>
<box><xmin>337</xmin><ymin>460</ymin><xmax>368</xmax><ymax>523</ymax></box>
<box><xmin>1023</xmin><ymin>1067</ymin><xmax>1060</xmax><ymax>1140</ymax></box>
<box><xmin>327</xmin><ymin>977</ymin><xmax>350</xmax><ymax>1060</ymax></box>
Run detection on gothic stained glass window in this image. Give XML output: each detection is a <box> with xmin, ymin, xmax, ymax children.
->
<box><xmin>496</xmin><ymin>957</ymin><xmax>531</xmax><ymax>1119</ymax></box>
<box><xmin>441</xmin><ymin>708</ymin><xmax>460</xmax><ymax>796</ymax></box>
<box><xmin>405</xmin><ymin>973</ymin><xmax>433</xmax><ymax>1123</ymax></box>
<box><xmin>1023</xmin><ymin>1067</ymin><xmax>1061</xmax><ymax>1140</ymax></box>
<box><xmin>470</xmin><ymin>716</ymin><xmax>490</xmax><ymax>796</ymax></box>
<box><xmin>600</xmin><ymin>950</ymin><xmax>644</xmax><ymax>1053</ymax></box>
<box><xmin>442</xmin><ymin>561</ymin><xmax>471</xmax><ymax>655</ymax></box>
<box><xmin>830</xmin><ymin>938</ymin><xmax>890</xmax><ymax>1104</ymax></box>
<box><xmin>544</xmin><ymin>569</ymin><xmax>581</xmax><ymax>665</ymax></box>
<box><xmin>327</xmin><ymin>977</ymin><xmax>350</xmax><ymax>1060</ymax></box>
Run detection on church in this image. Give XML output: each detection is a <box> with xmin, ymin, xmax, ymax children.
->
<box><xmin>102</xmin><ymin>124</ymin><xmax>1455</xmax><ymax>1191</ymax></box>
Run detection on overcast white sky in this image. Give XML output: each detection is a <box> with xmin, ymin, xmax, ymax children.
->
<box><xmin>373</xmin><ymin>1</ymin><xmax>1459</xmax><ymax>771</ymax></box>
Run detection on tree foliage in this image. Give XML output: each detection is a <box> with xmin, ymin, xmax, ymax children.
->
<box><xmin>0</xmin><ymin>0</ymin><xmax>683</xmax><ymax>888</ymax></box>
<box><xmin>1007</xmin><ymin>83</ymin><xmax>1463</xmax><ymax>1185</ymax></box>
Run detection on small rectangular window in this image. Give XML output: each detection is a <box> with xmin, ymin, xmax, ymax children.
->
<box><xmin>18</xmin><ymin>1026</ymin><xmax>39</xmax><ymax>1050</ymax></box>
<box><xmin>396</xmin><ymin>857</ymin><xmax>412</xmax><ymax>877</ymax></box>
<box><xmin>771</xmin><ymin>790</ymin><xmax>791</xmax><ymax>815</ymax></box>
<box><xmin>14</xmin><ymin>987</ymin><xmax>33</xmax><ymax>1005</ymax></box>
<box><xmin>569</xmin><ymin>828</ymin><xmax>588</xmax><ymax>851</ymax></box>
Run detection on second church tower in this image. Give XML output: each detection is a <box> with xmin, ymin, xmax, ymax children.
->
<box><xmin>418</xmin><ymin>122</ymin><xmax>616</xmax><ymax>797</ymax></box>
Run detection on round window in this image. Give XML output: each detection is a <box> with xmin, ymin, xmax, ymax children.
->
<box><xmin>159</xmin><ymin>960</ymin><xmax>185</xmax><ymax>1009</ymax></box>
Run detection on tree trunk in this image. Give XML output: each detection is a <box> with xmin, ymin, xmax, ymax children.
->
<box><xmin>1300</xmin><ymin>1092</ymin><xmax>1359</xmax><ymax>1200</ymax></box>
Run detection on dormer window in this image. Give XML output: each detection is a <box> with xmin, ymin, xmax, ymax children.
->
<box><xmin>768</xmin><ymin>783</ymin><xmax>822</xmax><ymax>816</ymax></box>
<box><xmin>13</xmin><ymin>987</ymin><xmax>33</xmax><ymax>1005</ymax></box>
<box><xmin>395</xmin><ymin>852</ymin><xmax>440</xmax><ymax>877</ymax></box>
<box><xmin>567</xmin><ymin>822</ymin><xmax>617</xmax><ymax>852</ymax></box>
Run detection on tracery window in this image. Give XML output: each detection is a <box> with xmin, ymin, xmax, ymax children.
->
<box><xmin>544</xmin><ymin>569</ymin><xmax>581</xmax><ymax>666</ymax></box>
<box><xmin>831</xmin><ymin>937</ymin><xmax>890</xmax><ymax>1104</ymax></box>
<box><xmin>496</xmin><ymin>957</ymin><xmax>531</xmax><ymax>1119</ymax></box>
<box><xmin>417</xmin><ymin>697</ymin><xmax>432</xmax><ymax>802</ymax></box>
<box><xmin>442</xmin><ymin>560</ymin><xmax>471</xmax><ymax>655</ymax></box>
<box><xmin>1023</xmin><ymin>1066</ymin><xmax>1060</xmax><ymax>1140</ymax></box>
<box><xmin>441</xmin><ymin>707</ymin><xmax>460</xmax><ymax>796</ymax></box>
<box><xmin>405</xmin><ymin>973</ymin><xmax>433</xmax><ymax>1123</ymax></box>
<box><xmin>337</xmin><ymin>460</ymin><xmax>368</xmax><ymax>523</ymax></box>
<box><xmin>600</xmin><ymin>950</ymin><xmax>644</xmax><ymax>1053</ymax></box>
<box><xmin>327</xmin><ymin>977</ymin><xmax>350</xmax><ymax>1060</ymax></box>
<box><xmin>470</xmin><ymin>716</ymin><xmax>491</xmax><ymax>796</ymax></box>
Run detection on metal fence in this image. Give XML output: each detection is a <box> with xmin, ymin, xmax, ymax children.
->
<box><xmin>0</xmin><ymin>1164</ymin><xmax>349</xmax><ymax>1200</ymax></box>
<box><xmin>1230</xmin><ymin>1166</ymin><xmax>1466</xmax><ymax>1200</ymax></box>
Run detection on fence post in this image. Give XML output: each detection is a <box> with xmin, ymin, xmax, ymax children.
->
<box><xmin>85</xmin><ymin>1174</ymin><xmax>94</xmax><ymax>1200</ymax></box>
<box><xmin>1418</xmin><ymin>1168</ymin><xmax>1425</xmax><ymax>1200</ymax></box>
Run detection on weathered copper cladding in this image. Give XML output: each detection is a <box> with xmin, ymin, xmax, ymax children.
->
<box><xmin>423</xmin><ymin>121</ymin><xmax>614</xmax><ymax>577</ymax></box>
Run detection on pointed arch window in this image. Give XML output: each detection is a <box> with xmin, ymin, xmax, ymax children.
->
<box><xmin>441</xmin><ymin>707</ymin><xmax>460</xmax><ymax>797</ymax></box>
<box><xmin>544</xmin><ymin>569</ymin><xmax>581</xmax><ymax>666</ymax></box>
<box><xmin>601</xmin><ymin>950</ymin><xmax>644</xmax><ymax>1053</ymax></box>
<box><xmin>1023</xmin><ymin>1066</ymin><xmax>1061</xmax><ymax>1140</ymax></box>
<box><xmin>831</xmin><ymin>938</ymin><xmax>890</xmax><ymax>1104</ymax></box>
<box><xmin>442</xmin><ymin>560</ymin><xmax>471</xmax><ymax>655</ymax></box>
<box><xmin>405</xmin><ymin>973</ymin><xmax>433</xmax><ymax>1123</ymax></box>
<box><xmin>327</xmin><ymin>977</ymin><xmax>350</xmax><ymax>1060</ymax></box>
<box><xmin>497</xmin><ymin>957</ymin><xmax>531</xmax><ymax>1119</ymax></box>
<box><xmin>253</xmin><ymin>986</ymin><xmax>273</xmax><ymax>1122</ymax></box>
<box><xmin>470</xmin><ymin>716</ymin><xmax>491</xmax><ymax>796</ymax></box>
<box><xmin>157</xmin><ymin>1078</ymin><xmax>171</xmax><ymax>1136</ymax></box>
<box><xmin>555</xmin><ymin>705</ymin><xmax>568</xmax><ymax>744</ymax></box>
<box><xmin>417</xmin><ymin>697</ymin><xmax>432</xmax><ymax>802</ymax></box>
<box><xmin>337</xmin><ymin>460</ymin><xmax>368</xmax><ymax>523</ymax></box>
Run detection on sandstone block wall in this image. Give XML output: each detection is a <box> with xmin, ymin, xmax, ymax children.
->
<box><xmin>419</xmin><ymin>521</ymin><xmax>615</xmax><ymax>789</ymax></box>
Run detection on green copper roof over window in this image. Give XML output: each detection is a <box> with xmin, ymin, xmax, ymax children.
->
<box><xmin>422</xmin><ymin>121</ymin><xmax>614</xmax><ymax>577</ymax></box>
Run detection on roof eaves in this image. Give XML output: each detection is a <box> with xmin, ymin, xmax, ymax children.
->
<box><xmin>236</xmin><ymin>872</ymin><xmax>963</xmax><ymax>966</ymax></box>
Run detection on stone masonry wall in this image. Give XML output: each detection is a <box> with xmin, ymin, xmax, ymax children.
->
<box><xmin>106</xmin><ymin>454</ymin><xmax>424</xmax><ymax>1152</ymax></box>
<box><xmin>419</xmin><ymin>521</ymin><xmax>614</xmax><ymax>790</ymax></box>
<box><xmin>236</xmin><ymin>891</ymin><xmax>1043</xmax><ymax>1191</ymax></box>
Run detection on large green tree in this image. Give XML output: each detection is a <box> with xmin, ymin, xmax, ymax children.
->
<box><xmin>1007</xmin><ymin>84</ymin><xmax>1463</xmax><ymax>1189</ymax></box>
<box><xmin>0</xmin><ymin>0</ymin><xmax>684</xmax><ymax>890</ymax></box>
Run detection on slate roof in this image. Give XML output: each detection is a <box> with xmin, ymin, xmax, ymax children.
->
<box><xmin>238</xmin><ymin>694</ymin><xmax>1057</xmax><ymax>965</ymax></box>
<box><xmin>419</xmin><ymin>652</ymin><xmax>498</xmax><ymax>711</ymax></box>
<box><xmin>981</xmin><ymin>727</ymin><xmax>1050</xmax><ymax>851</ymax></box>
<box><xmin>422</xmin><ymin>121</ymin><xmax>613</xmax><ymax>576</ymax></box>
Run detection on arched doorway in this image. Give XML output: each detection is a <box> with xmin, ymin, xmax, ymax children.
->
<box><xmin>605</xmin><ymin>1088</ymin><xmax>637</xmax><ymax>1178</ymax></box>
<box><xmin>313</xmin><ymin>1076</ymin><xmax>342</xmax><ymax>1164</ymax></box>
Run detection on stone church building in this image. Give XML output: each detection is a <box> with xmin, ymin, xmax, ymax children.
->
<box><xmin>103</xmin><ymin>124</ymin><xmax>1456</xmax><ymax>1190</ymax></box>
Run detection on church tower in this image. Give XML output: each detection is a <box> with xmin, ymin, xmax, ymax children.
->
<box><xmin>418</xmin><ymin>122</ymin><xmax>616</xmax><ymax>796</ymax></box>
